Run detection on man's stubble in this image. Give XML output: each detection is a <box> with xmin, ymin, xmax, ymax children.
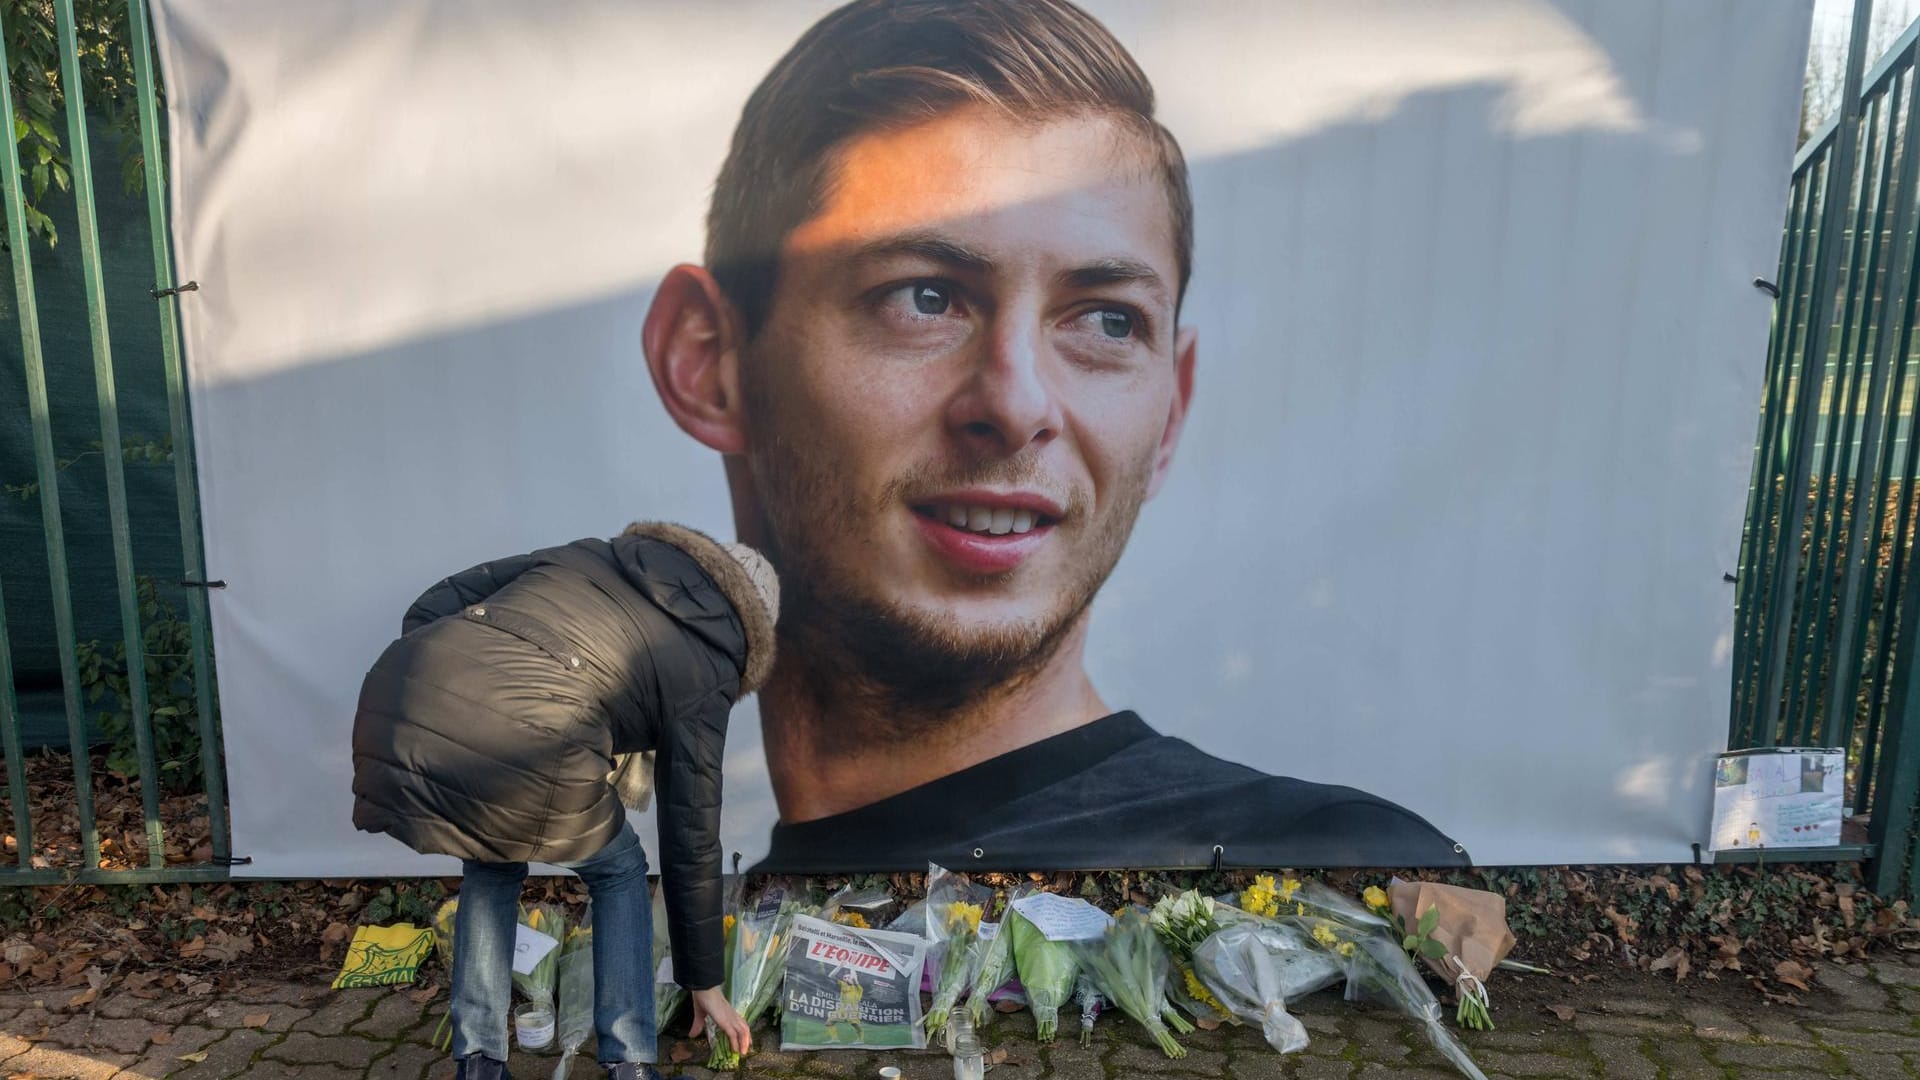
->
<box><xmin>737</xmin><ymin>355</ymin><xmax>1155</xmax><ymax>752</ymax></box>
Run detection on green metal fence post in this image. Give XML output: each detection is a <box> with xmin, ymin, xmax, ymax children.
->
<box><xmin>126</xmin><ymin>0</ymin><xmax>228</xmax><ymax>865</ymax></box>
<box><xmin>0</xmin><ymin>579</ymin><xmax>32</xmax><ymax>868</ymax></box>
<box><xmin>0</xmin><ymin>4</ymin><xmax>98</xmax><ymax>871</ymax></box>
<box><xmin>1872</xmin><ymin>522</ymin><xmax>1920</xmax><ymax>891</ymax></box>
<box><xmin>54</xmin><ymin>0</ymin><xmax>164</xmax><ymax>867</ymax></box>
<box><xmin>1786</xmin><ymin>91</ymin><xmax>1894</xmax><ymax>743</ymax></box>
<box><xmin>1759</xmin><ymin>0</ymin><xmax>1879</xmax><ymax>746</ymax></box>
<box><xmin>1734</xmin><ymin>171</ymin><xmax>1817</xmax><ymax>744</ymax></box>
<box><xmin>1829</xmin><ymin>63</ymin><xmax>1920</xmax><ymax>760</ymax></box>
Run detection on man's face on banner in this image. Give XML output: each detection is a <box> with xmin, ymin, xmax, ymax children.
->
<box><xmin>735</xmin><ymin>106</ymin><xmax>1195</xmax><ymax>704</ymax></box>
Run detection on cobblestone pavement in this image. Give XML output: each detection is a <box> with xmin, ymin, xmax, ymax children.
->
<box><xmin>2</xmin><ymin>956</ymin><xmax>1919</xmax><ymax>1079</ymax></box>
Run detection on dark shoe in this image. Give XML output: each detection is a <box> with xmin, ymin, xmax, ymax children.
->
<box><xmin>602</xmin><ymin>1065</ymin><xmax>663</xmax><ymax>1080</ymax></box>
<box><xmin>453</xmin><ymin>1054</ymin><xmax>512</xmax><ymax>1080</ymax></box>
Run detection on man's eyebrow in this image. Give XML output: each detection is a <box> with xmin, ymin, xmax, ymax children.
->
<box><xmin>1059</xmin><ymin>258</ymin><xmax>1169</xmax><ymax>304</ymax></box>
<box><xmin>846</xmin><ymin>233</ymin><xmax>997</xmax><ymax>275</ymax></box>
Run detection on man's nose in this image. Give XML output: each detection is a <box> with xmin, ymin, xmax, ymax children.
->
<box><xmin>946</xmin><ymin>320</ymin><xmax>1062</xmax><ymax>456</ymax></box>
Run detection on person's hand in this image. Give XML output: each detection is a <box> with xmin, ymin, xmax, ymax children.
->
<box><xmin>689</xmin><ymin>986</ymin><xmax>751</xmax><ymax>1054</ymax></box>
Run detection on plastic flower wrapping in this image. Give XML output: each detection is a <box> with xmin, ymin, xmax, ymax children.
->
<box><xmin>922</xmin><ymin>863</ymin><xmax>992</xmax><ymax>1045</ymax></box>
<box><xmin>1070</xmin><ymin>908</ymin><xmax>1187</xmax><ymax>1058</ymax></box>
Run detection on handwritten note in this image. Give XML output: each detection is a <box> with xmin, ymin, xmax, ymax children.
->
<box><xmin>511</xmin><ymin>923</ymin><xmax>560</xmax><ymax>976</ymax></box>
<box><xmin>1010</xmin><ymin>893</ymin><xmax>1113</xmax><ymax>941</ymax></box>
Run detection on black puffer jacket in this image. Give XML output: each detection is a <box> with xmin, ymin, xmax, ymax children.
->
<box><xmin>351</xmin><ymin>523</ymin><xmax>775</xmax><ymax>990</ymax></box>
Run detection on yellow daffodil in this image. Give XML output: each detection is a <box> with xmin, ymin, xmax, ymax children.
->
<box><xmin>1183</xmin><ymin>965</ymin><xmax>1227</xmax><ymax>1015</ymax></box>
<box><xmin>1278</xmin><ymin>877</ymin><xmax>1302</xmax><ymax>903</ymax></box>
<box><xmin>723</xmin><ymin>913</ymin><xmax>737</xmax><ymax>936</ymax></box>
<box><xmin>831</xmin><ymin>910</ymin><xmax>870</xmax><ymax>928</ymax></box>
<box><xmin>1240</xmin><ymin>875</ymin><xmax>1280</xmax><ymax>918</ymax></box>
<box><xmin>1337</xmin><ymin>941</ymin><xmax>1356</xmax><ymax>959</ymax></box>
<box><xmin>1312</xmin><ymin>924</ymin><xmax>1339</xmax><ymax>949</ymax></box>
<box><xmin>1363</xmin><ymin>885</ymin><xmax>1390</xmax><ymax>911</ymax></box>
<box><xmin>949</xmin><ymin>902</ymin><xmax>984</xmax><ymax>933</ymax></box>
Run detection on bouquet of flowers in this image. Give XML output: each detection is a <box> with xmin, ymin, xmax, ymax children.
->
<box><xmin>708</xmin><ymin>882</ymin><xmax>805</xmax><ymax>1069</ymax></box>
<box><xmin>514</xmin><ymin>904</ymin><xmax>567</xmax><ymax>1026</ymax></box>
<box><xmin>922</xmin><ymin>863</ymin><xmax>991</xmax><ymax>1045</ymax></box>
<box><xmin>1070</xmin><ymin>908</ymin><xmax>1187</xmax><ymax>1058</ymax></box>
<box><xmin>1148</xmin><ymin>890</ymin><xmax>1233</xmax><ymax>1026</ymax></box>
<box><xmin>1279</xmin><ymin>883</ymin><xmax>1491</xmax><ymax>1080</ymax></box>
<box><xmin>966</xmin><ymin>885</ymin><xmax>1033</xmax><ymax>1030</ymax></box>
<box><xmin>651</xmin><ymin>886</ymin><xmax>686</xmax><ymax>1037</ymax></box>
<box><xmin>1190</xmin><ymin>918</ymin><xmax>1324</xmax><ymax>1054</ymax></box>
<box><xmin>1007</xmin><ymin>904</ymin><xmax>1079</xmax><ymax>1043</ymax></box>
<box><xmin>1367</xmin><ymin>882</ymin><xmax>1503</xmax><ymax>1032</ymax></box>
<box><xmin>551</xmin><ymin>920</ymin><xmax>595</xmax><ymax>1080</ymax></box>
<box><xmin>820</xmin><ymin>882</ymin><xmax>894</xmax><ymax>930</ymax></box>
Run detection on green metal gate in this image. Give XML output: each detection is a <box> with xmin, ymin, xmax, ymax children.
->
<box><xmin>0</xmin><ymin>0</ymin><xmax>228</xmax><ymax>884</ymax></box>
<box><xmin>1732</xmin><ymin>3</ymin><xmax>1920</xmax><ymax>897</ymax></box>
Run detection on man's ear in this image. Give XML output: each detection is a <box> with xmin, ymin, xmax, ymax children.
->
<box><xmin>1145</xmin><ymin>325</ymin><xmax>1197</xmax><ymax>501</ymax></box>
<box><xmin>644</xmin><ymin>264</ymin><xmax>749</xmax><ymax>454</ymax></box>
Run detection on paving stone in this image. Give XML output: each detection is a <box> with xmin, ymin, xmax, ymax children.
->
<box><xmin>292</xmin><ymin>991</ymin><xmax>382</xmax><ymax>1035</ymax></box>
<box><xmin>1843</xmin><ymin>1050</ymin><xmax>1914</xmax><ymax>1079</ymax></box>
<box><xmin>11</xmin><ymin>1006</ymin><xmax>62</xmax><ymax>1038</ymax></box>
<box><xmin>264</xmin><ymin>1031</ymin><xmax>387</xmax><ymax>1069</ymax></box>
<box><xmin>1817</xmin><ymin>1028</ymin><xmax>1920</xmax><ymax>1054</ymax></box>
<box><xmin>2</xmin><ymin>1042</ymin><xmax>138</xmax><ymax>1079</ymax></box>
<box><xmin>76</xmin><ymin>1017</ymin><xmax>171</xmax><ymax>1056</ymax></box>
<box><xmin>1570</xmin><ymin>1012</ymin><xmax>1675</xmax><ymax>1038</ymax></box>
<box><xmin>271</xmin><ymin>1065</ymin><xmax>365</xmax><ymax>1079</ymax></box>
<box><xmin>1682</xmin><ymin>1004</ymin><xmax>1754</xmax><ymax>1041</ymax></box>
<box><xmin>1829</xmin><ymin>964</ymin><xmax>1898</xmax><ymax>1012</ymax></box>
<box><xmin>1586</xmin><ymin>1034</ymin><xmax>1657</xmax><ymax>1080</ymax></box>
<box><xmin>1473</xmin><ymin>1050</ymin><xmax>1589</xmax><ymax>1076</ymax></box>
<box><xmin>1031</xmin><ymin>1048</ymin><xmax>1105</xmax><ymax>1080</ymax></box>
<box><xmin>1302</xmin><ymin>1034</ymin><xmax>1349</xmax><ymax>1057</ymax></box>
<box><xmin>1746</xmin><ymin>1012</ymin><xmax>1819</xmax><ymax>1044</ymax></box>
<box><xmin>202</xmin><ymin>1001</ymin><xmax>310</xmax><ymax>1032</ymax></box>
<box><xmin>161</xmin><ymin>1028</ymin><xmax>278</xmax><ymax>1080</ymax></box>
<box><xmin>1645</xmin><ymin>1035</ymin><xmax>1716</xmax><ymax>1073</ymax></box>
<box><xmin>347</xmin><ymin>991</ymin><xmax>430</xmax><ymax>1040</ymax></box>
<box><xmin>235</xmin><ymin>983</ymin><xmax>330</xmax><ymax>1006</ymax></box>
<box><xmin>1298</xmin><ymin>1010</ymin><xmax>1343</xmax><ymax>1035</ymax></box>
<box><xmin>1713</xmin><ymin>1040</ymin><xmax>1847</xmax><ymax>1071</ymax></box>
<box><xmin>362</xmin><ymin>1042</ymin><xmax>442</xmax><ymax>1080</ymax></box>
<box><xmin>1596</xmin><ymin>1000</ymin><xmax>1669</xmax><ymax>1019</ymax></box>
<box><xmin>138</xmin><ymin>999</ymin><xmax>210</xmax><ymax>1027</ymax></box>
<box><xmin>1344</xmin><ymin>1018</ymin><xmax>1412</xmax><ymax>1062</ymax></box>
<box><xmin>1873</xmin><ymin>964</ymin><xmax>1920</xmax><ymax>990</ymax></box>
<box><xmin>0</xmin><ymin>1029</ymin><xmax>32</xmax><ymax>1062</ymax></box>
<box><xmin>1291</xmin><ymin>1059</ymin><xmax>1354</xmax><ymax>1080</ymax></box>
<box><xmin>1355</xmin><ymin>1066</ymin><xmax>1460</xmax><ymax>1080</ymax></box>
<box><xmin>796</xmin><ymin>1050</ymin><xmax>880</xmax><ymax>1076</ymax></box>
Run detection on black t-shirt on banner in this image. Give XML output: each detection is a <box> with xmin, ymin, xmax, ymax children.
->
<box><xmin>752</xmin><ymin>712</ymin><xmax>1469</xmax><ymax>874</ymax></box>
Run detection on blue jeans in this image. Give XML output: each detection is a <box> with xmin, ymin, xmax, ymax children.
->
<box><xmin>451</xmin><ymin>822</ymin><xmax>657</xmax><ymax>1065</ymax></box>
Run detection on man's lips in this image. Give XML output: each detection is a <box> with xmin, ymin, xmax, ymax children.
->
<box><xmin>909</xmin><ymin>491</ymin><xmax>1063</xmax><ymax>575</ymax></box>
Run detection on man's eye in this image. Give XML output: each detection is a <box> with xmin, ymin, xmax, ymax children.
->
<box><xmin>1097</xmin><ymin>309</ymin><xmax>1134</xmax><ymax>339</ymax></box>
<box><xmin>911</xmin><ymin>283</ymin><xmax>951</xmax><ymax>315</ymax></box>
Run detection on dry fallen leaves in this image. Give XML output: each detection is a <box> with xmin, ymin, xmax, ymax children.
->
<box><xmin>1774</xmin><ymin>959</ymin><xmax>1814</xmax><ymax>992</ymax></box>
<box><xmin>1649</xmin><ymin>946</ymin><xmax>1691</xmax><ymax>981</ymax></box>
<box><xmin>241</xmin><ymin>1012</ymin><xmax>271</xmax><ymax>1029</ymax></box>
<box><xmin>1547</xmin><ymin>1004</ymin><xmax>1577</xmax><ymax>1022</ymax></box>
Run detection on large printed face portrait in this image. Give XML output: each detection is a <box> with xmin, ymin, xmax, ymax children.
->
<box><xmin>645</xmin><ymin>0</ymin><xmax>1463</xmax><ymax>871</ymax></box>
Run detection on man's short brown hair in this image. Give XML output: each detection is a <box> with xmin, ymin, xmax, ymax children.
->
<box><xmin>707</xmin><ymin>0</ymin><xmax>1193</xmax><ymax>338</ymax></box>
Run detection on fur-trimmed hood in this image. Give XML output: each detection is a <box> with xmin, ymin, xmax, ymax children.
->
<box><xmin>619</xmin><ymin>521</ymin><xmax>778</xmax><ymax>695</ymax></box>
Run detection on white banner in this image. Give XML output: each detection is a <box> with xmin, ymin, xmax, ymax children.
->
<box><xmin>150</xmin><ymin>0</ymin><xmax>1811</xmax><ymax>876</ymax></box>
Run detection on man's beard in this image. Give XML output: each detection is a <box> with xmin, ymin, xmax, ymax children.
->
<box><xmin>741</xmin><ymin>384</ymin><xmax>1152</xmax><ymax>747</ymax></box>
